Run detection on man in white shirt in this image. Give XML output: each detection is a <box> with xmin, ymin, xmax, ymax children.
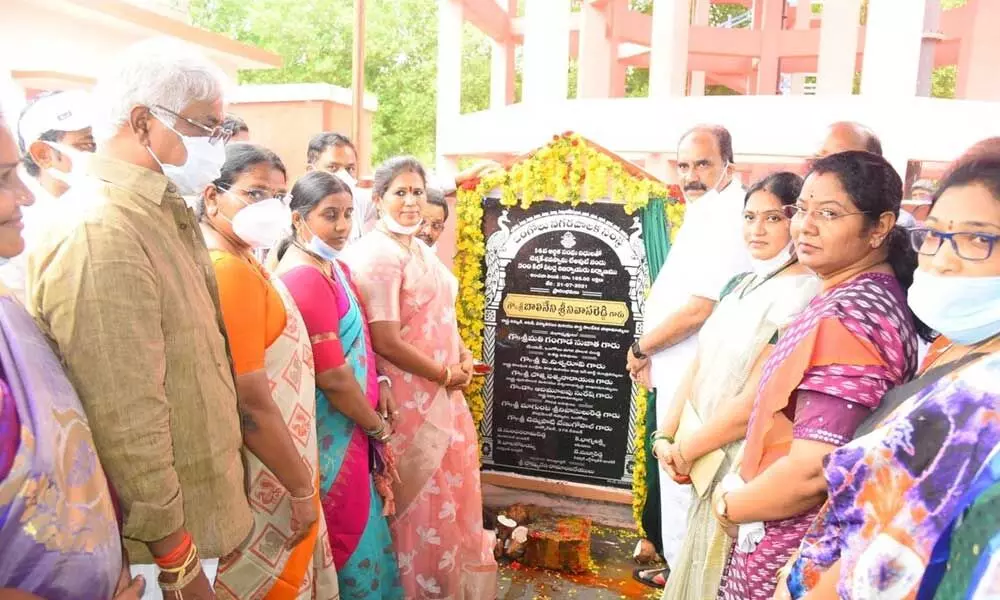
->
<box><xmin>306</xmin><ymin>131</ymin><xmax>375</xmax><ymax>244</ymax></box>
<box><xmin>0</xmin><ymin>91</ymin><xmax>94</xmax><ymax>302</ymax></box>
<box><xmin>628</xmin><ymin>124</ymin><xmax>751</xmax><ymax>581</ymax></box>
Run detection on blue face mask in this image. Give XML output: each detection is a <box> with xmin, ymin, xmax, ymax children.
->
<box><xmin>301</xmin><ymin>222</ymin><xmax>340</xmax><ymax>262</ymax></box>
<box><xmin>908</xmin><ymin>269</ymin><xmax>1000</xmax><ymax>345</ymax></box>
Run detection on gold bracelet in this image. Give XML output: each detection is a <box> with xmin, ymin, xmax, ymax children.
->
<box><xmin>443</xmin><ymin>366</ymin><xmax>452</xmax><ymax>386</ymax></box>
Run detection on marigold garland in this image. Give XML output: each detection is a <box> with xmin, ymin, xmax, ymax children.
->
<box><xmin>453</xmin><ymin>133</ymin><xmax>684</xmax><ymax>523</ymax></box>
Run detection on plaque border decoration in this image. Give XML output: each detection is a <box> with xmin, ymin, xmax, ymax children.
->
<box><xmin>453</xmin><ymin>132</ymin><xmax>684</xmax><ymax>531</ymax></box>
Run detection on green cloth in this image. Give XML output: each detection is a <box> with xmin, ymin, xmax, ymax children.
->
<box><xmin>638</xmin><ymin>198</ymin><xmax>671</xmax><ymax>555</ymax></box>
<box><xmin>932</xmin><ymin>479</ymin><xmax>1000</xmax><ymax>599</ymax></box>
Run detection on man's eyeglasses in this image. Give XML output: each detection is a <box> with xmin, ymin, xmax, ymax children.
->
<box><xmin>783</xmin><ymin>204</ymin><xmax>870</xmax><ymax>223</ymax></box>
<box><xmin>909</xmin><ymin>227</ymin><xmax>1000</xmax><ymax>262</ymax></box>
<box><xmin>154</xmin><ymin>105</ymin><xmax>232</xmax><ymax>146</ymax></box>
<box><xmin>423</xmin><ymin>221</ymin><xmax>446</xmax><ymax>233</ymax></box>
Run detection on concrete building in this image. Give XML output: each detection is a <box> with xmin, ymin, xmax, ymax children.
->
<box><xmin>0</xmin><ymin>0</ymin><xmax>377</xmax><ymax>177</ymax></box>
<box><xmin>435</xmin><ymin>0</ymin><xmax>1000</xmax><ymax>185</ymax></box>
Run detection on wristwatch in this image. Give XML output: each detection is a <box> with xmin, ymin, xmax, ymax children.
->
<box><xmin>631</xmin><ymin>341</ymin><xmax>647</xmax><ymax>359</ymax></box>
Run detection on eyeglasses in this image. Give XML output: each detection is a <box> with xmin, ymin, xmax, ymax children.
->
<box><xmin>219</xmin><ymin>185</ymin><xmax>290</xmax><ymax>205</ymax></box>
<box><xmin>423</xmin><ymin>221</ymin><xmax>446</xmax><ymax>233</ymax></box>
<box><xmin>153</xmin><ymin>105</ymin><xmax>232</xmax><ymax>146</ymax></box>
<box><xmin>909</xmin><ymin>227</ymin><xmax>1000</xmax><ymax>261</ymax></box>
<box><xmin>783</xmin><ymin>204</ymin><xmax>870</xmax><ymax>222</ymax></box>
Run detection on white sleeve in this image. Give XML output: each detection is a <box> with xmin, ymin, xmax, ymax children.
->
<box><xmin>0</xmin><ymin>252</ymin><xmax>27</xmax><ymax>304</ymax></box>
<box><xmin>687</xmin><ymin>217</ymin><xmax>750</xmax><ymax>301</ymax></box>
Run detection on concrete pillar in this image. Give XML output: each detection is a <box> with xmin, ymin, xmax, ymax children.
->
<box><xmin>649</xmin><ymin>0</ymin><xmax>691</xmax><ymax>98</ymax></box>
<box><xmin>915</xmin><ymin>0</ymin><xmax>941</xmax><ymax>97</ymax></box>
<box><xmin>860</xmin><ymin>0</ymin><xmax>926</xmax><ymax>97</ymax></box>
<box><xmin>490</xmin><ymin>38</ymin><xmax>514</xmax><ymax>108</ymax></box>
<box><xmin>789</xmin><ymin>0</ymin><xmax>813</xmax><ymax>94</ymax></box>
<box><xmin>957</xmin><ymin>0</ymin><xmax>1000</xmax><ymax>101</ymax></box>
<box><xmin>755</xmin><ymin>0</ymin><xmax>783</xmax><ymax>95</ymax></box>
<box><xmin>577</xmin><ymin>0</ymin><xmax>613</xmax><ymax>98</ymax></box>
<box><xmin>522</xmin><ymin>0</ymin><xmax>571</xmax><ymax>104</ymax></box>
<box><xmin>435</xmin><ymin>0</ymin><xmax>463</xmax><ymax>171</ymax></box>
<box><xmin>689</xmin><ymin>0</ymin><xmax>711</xmax><ymax>96</ymax></box>
<box><xmin>816</xmin><ymin>0</ymin><xmax>863</xmax><ymax>95</ymax></box>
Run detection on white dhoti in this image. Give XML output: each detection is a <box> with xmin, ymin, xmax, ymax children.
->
<box><xmin>641</xmin><ymin>182</ymin><xmax>752</xmax><ymax>566</ymax></box>
<box><xmin>651</xmin><ymin>336</ymin><xmax>698</xmax><ymax>565</ymax></box>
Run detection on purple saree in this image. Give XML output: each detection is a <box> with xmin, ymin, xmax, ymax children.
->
<box><xmin>0</xmin><ymin>294</ymin><xmax>121</xmax><ymax>599</ymax></box>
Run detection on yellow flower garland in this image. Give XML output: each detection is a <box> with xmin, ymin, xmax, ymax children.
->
<box><xmin>453</xmin><ymin>133</ymin><xmax>683</xmax><ymax>530</ymax></box>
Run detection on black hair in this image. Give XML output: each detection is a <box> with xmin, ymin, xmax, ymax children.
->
<box><xmin>274</xmin><ymin>170</ymin><xmax>353</xmax><ymax>260</ymax></box>
<box><xmin>679</xmin><ymin>124</ymin><xmax>734</xmax><ymax>164</ymax></box>
<box><xmin>373</xmin><ymin>156</ymin><xmax>427</xmax><ymax>201</ymax></box>
<box><xmin>306</xmin><ymin>132</ymin><xmax>357</xmax><ymax>165</ymax></box>
<box><xmin>809</xmin><ymin>151</ymin><xmax>933</xmax><ymax>341</ymax></box>
<box><xmin>17</xmin><ymin>93</ymin><xmax>67</xmax><ymax>178</ymax></box>
<box><xmin>196</xmin><ymin>142</ymin><xmax>286</xmax><ymax>219</ymax></box>
<box><xmin>932</xmin><ymin>155</ymin><xmax>1000</xmax><ymax>207</ymax></box>
<box><xmin>744</xmin><ymin>171</ymin><xmax>802</xmax><ymax>206</ymax></box>
<box><xmin>425</xmin><ymin>187</ymin><xmax>449</xmax><ymax>221</ymax></box>
<box><xmin>222</xmin><ymin>114</ymin><xmax>249</xmax><ymax>136</ymax></box>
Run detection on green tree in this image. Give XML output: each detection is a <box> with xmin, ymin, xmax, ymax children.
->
<box><xmin>192</xmin><ymin>0</ymin><xmax>448</xmax><ymax>163</ymax></box>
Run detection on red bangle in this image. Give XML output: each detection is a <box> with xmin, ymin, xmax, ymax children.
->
<box><xmin>154</xmin><ymin>532</ymin><xmax>193</xmax><ymax>568</ymax></box>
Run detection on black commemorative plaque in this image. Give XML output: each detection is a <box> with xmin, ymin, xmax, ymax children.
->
<box><xmin>478</xmin><ymin>198</ymin><xmax>648</xmax><ymax>488</ymax></box>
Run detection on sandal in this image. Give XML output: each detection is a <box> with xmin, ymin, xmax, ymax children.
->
<box><xmin>632</xmin><ymin>566</ymin><xmax>670</xmax><ymax>589</ymax></box>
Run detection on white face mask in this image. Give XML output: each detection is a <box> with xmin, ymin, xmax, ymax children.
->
<box><xmin>380</xmin><ymin>207</ymin><xmax>423</xmax><ymax>235</ymax></box>
<box><xmin>332</xmin><ymin>169</ymin><xmax>357</xmax><ymax>188</ymax></box>
<box><xmin>226</xmin><ymin>193</ymin><xmax>292</xmax><ymax>249</ymax></box>
<box><xmin>42</xmin><ymin>141</ymin><xmax>90</xmax><ymax>188</ymax></box>
<box><xmin>147</xmin><ymin>113</ymin><xmax>226</xmax><ymax>195</ymax></box>
<box><xmin>908</xmin><ymin>269</ymin><xmax>1000</xmax><ymax>346</ymax></box>
<box><xmin>682</xmin><ymin>161</ymin><xmax>730</xmax><ymax>204</ymax></box>
<box><xmin>750</xmin><ymin>243</ymin><xmax>794</xmax><ymax>277</ymax></box>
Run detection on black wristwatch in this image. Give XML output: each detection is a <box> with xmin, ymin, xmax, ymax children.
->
<box><xmin>631</xmin><ymin>341</ymin><xmax>647</xmax><ymax>359</ymax></box>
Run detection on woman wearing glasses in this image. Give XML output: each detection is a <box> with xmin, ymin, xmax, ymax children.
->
<box><xmin>714</xmin><ymin>151</ymin><xmax>921</xmax><ymax>600</ymax></box>
<box><xmin>778</xmin><ymin>153</ymin><xmax>1000</xmax><ymax>599</ymax></box>
<box><xmin>197</xmin><ymin>143</ymin><xmax>339</xmax><ymax>599</ymax></box>
<box><xmin>651</xmin><ymin>172</ymin><xmax>820</xmax><ymax>600</ymax></box>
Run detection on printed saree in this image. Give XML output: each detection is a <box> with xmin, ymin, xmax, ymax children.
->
<box><xmin>787</xmin><ymin>351</ymin><xmax>1000</xmax><ymax>599</ymax></box>
<box><xmin>344</xmin><ymin>231</ymin><xmax>498</xmax><ymax>599</ymax></box>
<box><xmin>0</xmin><ymin>292</ymin><xmax>121</xmax><ymax>599</ymax></box>
<box><xmin>281</xmin><ymin>259</ymin><xmax>402</xmax><ymax>600</ymax></box>
<box><xmin>215</xmin><ymin>279</ymin><xmax>340</xmax><ymax>600</ymax></box>
<box><xmin>719</xmin><ymin>272</ymin><xmax>917</xmax><ymax>600</ymax></box>
<box><xmin>663</xmin><ymin>269</ymin><xmax>819</xmax><ymax>600</ymax></box>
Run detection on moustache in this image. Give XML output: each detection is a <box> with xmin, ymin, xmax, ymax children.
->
<box><xmin>684</xmin><ymin>183</ymin><xmax>707</xmax><ymax>192</ymax></box>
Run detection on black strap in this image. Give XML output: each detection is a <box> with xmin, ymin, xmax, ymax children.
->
<box><xmin>854</xmin><ymin>352</ymin><xmax>987</xmax><ymax>439</ymax></box>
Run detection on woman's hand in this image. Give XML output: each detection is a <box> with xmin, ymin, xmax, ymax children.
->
<box><xmin>446</xmin><ymin>363</ymin><xmax>471</xmax><ymax>390</ymax></box>
<box><xmin>377</xmin><ymin>380</ymin><xmax>400</xmax><ymax>426</ymax></box>
<box><xmin>287</xmin><ymin>492</ymin><xmax>319</xmax><ymax>548</ymax></box>
<box><xmin>670</xmin><ymin>443</ymin><xmax>693</xmax><ymax>477</ymax></box>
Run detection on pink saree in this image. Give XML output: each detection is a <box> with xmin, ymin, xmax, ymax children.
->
<box><xmin>344</xmin><ymin>231</ymin><xmax>497</xmax><ymax>599</ymax></box>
